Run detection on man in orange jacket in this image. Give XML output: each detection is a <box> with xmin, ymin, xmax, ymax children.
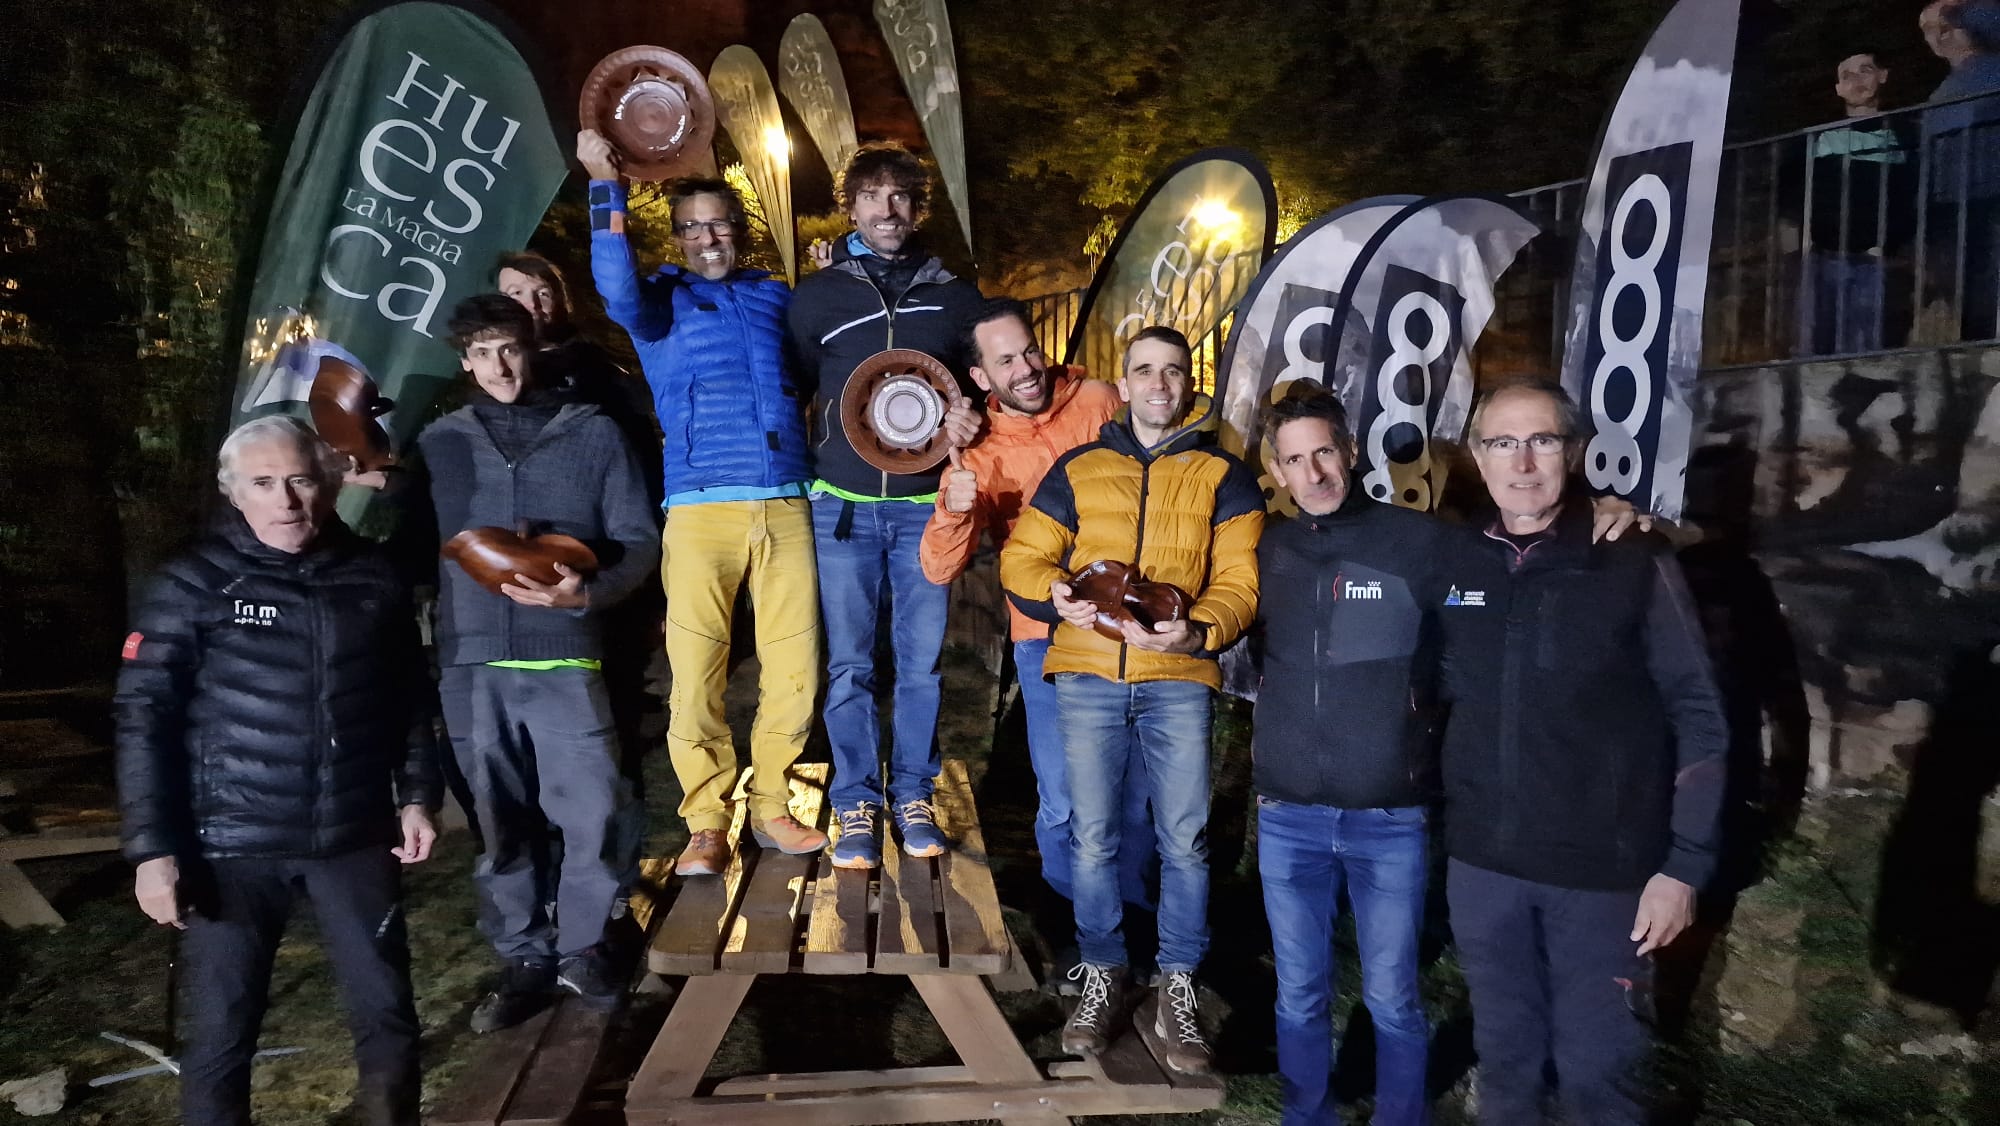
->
<box><xmin>920</xmin><ymin>299</ymin><xmax>1157</xmax><ymax>977</ymax></box>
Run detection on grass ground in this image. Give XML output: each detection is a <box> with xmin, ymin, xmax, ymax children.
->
<box><xmin>1</xmin><ymin>650</ymin><xmax>1996</xmax><ymax>1123</ymax></box>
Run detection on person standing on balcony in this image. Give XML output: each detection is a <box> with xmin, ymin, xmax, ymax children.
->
<box><xmin>1788</xmin><ymin>51</ymin><xmax>1917</xmax><ymax>357</ymax></box>
<box><xmin>1921</xmin><ymin>0</ymin><xmax>2000</xmax><ymax>341</ymax></box>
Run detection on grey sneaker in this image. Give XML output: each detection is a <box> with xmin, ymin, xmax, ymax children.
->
<box><xmin>1153</xmin><ymin>970</ymin><xmax>1213</xmax><ymax>1074</ymax></box>
<box><xmin>1060</xmin><ymin>962</ymin><xmax>1127</xmax><ymax>1056</ymax></box>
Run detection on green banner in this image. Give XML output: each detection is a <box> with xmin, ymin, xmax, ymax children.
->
<box><xmin>231</xmin><ymin>1</ymin><xmax>566</xmax><ymax>521</ymax></box>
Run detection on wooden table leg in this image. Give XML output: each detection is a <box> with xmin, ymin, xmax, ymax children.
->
<box><xmin>626</xmin><ymin>974</ymin><xmax>756</xmax><ymax>1104</ymax></box>
<box><xmin>911</xmin><ymin>974</ymin><xmax>1070</xmax><ymax>1124</ymax></box>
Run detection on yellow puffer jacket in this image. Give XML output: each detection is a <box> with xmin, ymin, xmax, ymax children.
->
<box><xmin>999</xmin><ymin>394</ymin><xmax>1263</xmax><ymax>688</ymax></box>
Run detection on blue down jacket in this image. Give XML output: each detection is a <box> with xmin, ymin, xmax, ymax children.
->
<box><xmin>591</xmin><ymin>223</ymin><xmax>811</xmax><ymax>499</ymax></box>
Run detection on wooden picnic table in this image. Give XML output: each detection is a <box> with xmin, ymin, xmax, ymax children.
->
<box><xmin>436</xmin><ymin>758</ymin><xmax>1222</xmax><ymax>1125</ymax></box>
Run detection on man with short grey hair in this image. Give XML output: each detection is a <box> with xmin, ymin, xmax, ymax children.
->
<box><xmin>117</xmin><ymin>415</ymin><xmax>440</xmax><ymax>1125</ymax></box>
<box><xmin>1434</xmin><ymin>381</ymin><xmax>1726</xmax><ymax>1124</ymax></box>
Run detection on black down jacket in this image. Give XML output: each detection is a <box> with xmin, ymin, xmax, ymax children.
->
<box><xmin>115</xmin><ymin>514</ymin><xmax>441</xmax><ymax>864</ymax></box>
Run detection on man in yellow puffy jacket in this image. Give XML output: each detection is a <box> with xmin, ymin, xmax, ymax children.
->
<box><xmin>999</xmin><ymin>326</ymin><xmax>1263</xmax><ymax>1075</ymax></box>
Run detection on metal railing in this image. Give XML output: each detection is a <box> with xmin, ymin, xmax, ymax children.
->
<box><xmin>1022</xmin><ymin>90</ymin><xmax>2000</xmax><ymax>382</ymax></box>
<box><xmin>1487</xmin><ymin>87</ymin><xmax>2000</xmax><ymax>376</ymax></box>
<box><xmin>1019</xmin><ymin>287</ymin><xmax>1232</xmax><ymax>394</ymax></box>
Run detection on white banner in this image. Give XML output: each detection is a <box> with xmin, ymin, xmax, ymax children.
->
<box><xmin>1559</xmin><ymin>0</ymin><xmax>1740</xmax><ymax>521</ymax></box>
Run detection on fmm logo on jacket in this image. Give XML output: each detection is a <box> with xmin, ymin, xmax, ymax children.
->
<box><xmin>1330</xmin><ymin>572</ymin><xmax>1385</xmax><ymax>601</ymax></box>
<box><xmin>233</xmin><ymin>600</ymin><xmax>280</xmax><ymax>626</ymax></box>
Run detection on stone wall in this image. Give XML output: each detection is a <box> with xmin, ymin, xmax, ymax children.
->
<box><xmin>1688</xmin><ymin>343</ymin><xmax>2000</xmax><ymax>789</ymax></box>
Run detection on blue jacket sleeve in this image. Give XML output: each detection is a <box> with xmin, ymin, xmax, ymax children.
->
<box><xmin>589</xmin><ymin>180</ymin><xmax>676</xmax><ymax>343</ymax></box>
<box><xmin>1643</xmin><ymin>550</ymin><xmax>1729</xmax><ymax>890</ymax></box>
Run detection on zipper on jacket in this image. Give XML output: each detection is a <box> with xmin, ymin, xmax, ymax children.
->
<box><xmin>307</xmin><ymin>574</ymin><xmax>327</xmax><ymax>855</ymax></box>
<box><xmin>1120</xmin><ymin>456</ymin><xmax>1155</xmax><ymax>681</ymax></box>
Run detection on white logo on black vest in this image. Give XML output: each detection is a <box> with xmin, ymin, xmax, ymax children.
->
<box><xmin>233</xmin><ymin>600</ymin><xmax>280</xmax><ymax>626</ymax></box>
<box><xmin>1443</xmin><ymin>586</ymin><xmax>1486</xmax><ymax>608</ymax></box>
<box><xmin>1341</xmin><ymin>579</ymin><xmax>1384</xmax><ymax>601</ymax></box>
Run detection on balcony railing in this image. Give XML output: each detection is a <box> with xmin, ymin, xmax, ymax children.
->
<box><xmin>1488</xmin><ymin>87</ymin><xmax>2000</xmax><ymax>376</ymax></box>
<box><xmin>1023</xmin><ymin>89</ymin><xmax>2000</xmax><ymax>384</ymax></box>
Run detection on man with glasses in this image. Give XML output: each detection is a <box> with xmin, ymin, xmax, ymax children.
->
<box><xmin>579</xmin><ymin>131</ymin><xmax>826</xmax><ymax>877</ymax></box>
<box><xmin>1434</xmin><ymin>381</ymin><xmax>1726</xmax><ymax>1125</ymax></box>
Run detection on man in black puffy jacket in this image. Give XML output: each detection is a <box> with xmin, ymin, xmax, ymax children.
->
<box><xmin>116</xmin><ymin>415</ymin><xmax>440</xmax><ymax>1126</ymax></box>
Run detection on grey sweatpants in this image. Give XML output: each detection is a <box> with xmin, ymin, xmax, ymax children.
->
<box><xmin>441</xmin><ymin>663</ymin><xmax>629</xmax><ymax>961</ymax></box>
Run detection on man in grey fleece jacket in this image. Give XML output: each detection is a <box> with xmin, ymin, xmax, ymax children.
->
<box><xmin>418</xmin><ymin>295</ymin><xmax>659</xmax><ymax>1032</ymax></box>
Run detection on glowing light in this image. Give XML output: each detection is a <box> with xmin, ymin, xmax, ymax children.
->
<box><xmin>1188</xmin><ymin>198</ymin><xmax>1240</xmax><ymax>232</ymax></box>
<box><xmin>763</xmin><ymin>124</ymin><xmax>791</xmax><ymax>161</ymax></box>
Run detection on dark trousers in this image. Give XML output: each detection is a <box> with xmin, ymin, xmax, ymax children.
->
<box><xmin>1446</xmin><ymin>859</ymin><xmax>1653</xmax><ymax>1126</ymax></box>
<box><xmin>179</xmin><ymin>848</ymin><xmax>419</xmax><ymax>1126</ymax></box>
<box><xmin>442</xmin><ymin>663</ymin><xmax>627</xmax><ymax>961</ymax></box>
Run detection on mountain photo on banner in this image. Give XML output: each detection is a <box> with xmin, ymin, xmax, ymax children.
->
<box><xmin>1559</xmin><ymin>0</ymin><xmax>1740</xmax><ymax>522</ymax></box>
<box><xmin>1065</xmin><ymin>149</ymin><xmax>1275</xmax><ymax>387</ymax></box>
<box><xmin>1330</xmin><ymin>194</ymin><xmax>1541</xmax><ymax>513</ymax></box>
<box><xmin>1215</xmin><ymin>195</ymin><xmax>1419</xmax><ymax>487</ymax></box>
<box><xmin>231</xmin><ymin>1</ymin><xmax>567</xmax><ymax>526</ymax></box>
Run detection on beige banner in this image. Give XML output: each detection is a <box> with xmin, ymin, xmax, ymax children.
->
<box><xmin>777</xmin><ymin>14</ymin><xmax>858</xmax><ymax>179</ymax></box>
<box><xmin>710</xmin><ymin>46</ymin><xmax>795</xmax><ymax>281</ymax></box>
<box><xmin>873</xmin><ymin>0</ymin><xmax>972</xmax><ymax>254</ymax></box>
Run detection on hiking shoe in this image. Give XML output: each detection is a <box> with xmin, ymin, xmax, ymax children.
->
<box><xmin>892</xmin><ymin>796</ymin><xmax>949</xmax><ymax>858</ymax></box>
<box><xmin>750</xmin><ymin>811</ymin><xmax>830</xmax><ymax>854</ymax></box>
<box><xmin>557</xmin><ymin>945</ymin><xmax>625</xmax><ymax>1008</ymax></box>
<box><xmin>1060</xmin><ymin>963</ymin><xmax>1127</xmax><ymax>1056</ymax></box>
<box><xmin>674</xmin><ymin>828</ymin><xmax>731</xmax><ymax>876</ymax></box>
<box><xmin>470</xmin><ymin>959</ymin><xmax>555</xmax><ymax>1033</ymax></box>
<box><xmin>830</xmin><ymin>802</ymin><xmax>882</xmax><ymax>869</ymax></box>
<box><xmin>1153</xmin><ymin>970</ymin><xmax>1213</xmax><ymax>1074</ymax></box>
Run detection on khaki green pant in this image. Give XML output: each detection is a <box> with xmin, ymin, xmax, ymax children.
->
<box><xmin>662</xmin><ymin>496</ymin><xmax>820</xmax><ymax>831</ymax></box>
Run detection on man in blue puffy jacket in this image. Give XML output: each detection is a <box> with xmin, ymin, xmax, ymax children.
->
<box><xmin>580</xmin><ymin>130</ymin><xmax>826</xmax><ymax>877</ymax></box>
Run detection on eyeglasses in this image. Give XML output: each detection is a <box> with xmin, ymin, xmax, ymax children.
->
<box><xmin>1476</xmin><ymin>433</ymin><xmax>1569</xmax><ymax>456</ymax></box>
<box><xmin>673</xmin><ymin>219</ymin><xmax>736</xmax><ymax>238</ymax></box>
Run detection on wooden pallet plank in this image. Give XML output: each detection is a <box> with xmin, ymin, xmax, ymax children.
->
<box><xmin>931</xmin><ymin>760</ymin><xmax>1010</xmax><ymax>974</ymax></box>
<box><xmin>710</xmin><ymin>1065</ymin><xmax>975</xmax><ymax>1096</ymax></box>
<box><xmin>648</xmin><ymin>771</ymin><xmax>753</xmax><ymax>975</ymax></box>
<box><xmin>625</xmin><ymin>973</ymin><xmax>756</xmax><ymax>1105</ymax></box>
<box><xmin>0</xmin><ymin>862</ymin><xmax>66</xmax><ymax>929</ymax></box>
<box><xmin>429</xmin><ymin>1004</ymin><xmax>558</xmax><ymax>1126</ymax></box>
<box><xmin>494</xmin><ymin>996</ymin><xmax>619</xmax><ymax>1125</ymax></box>
<box><xmin>802</xmin><ymin>855</ymin><xmax>871</xmax><ymax>974</ymax></box>
<box><xmin>875</xmin><ymin>824</ymin><xmax>943</xmax><ymax>974</ymax></box>
<box><xmin>719</xmin><ymin>765</ymin><xmax>828</xmax><ymax>974</ymax></box>
<box><xmin>622</xmin><ymin>1074</ymin><xmax>1225</xmax><ymax>1125</ymax></box>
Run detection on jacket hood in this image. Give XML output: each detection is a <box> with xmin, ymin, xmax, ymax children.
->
<box><xmin>826</xmin><ymin>236</ymin><xmax>956</xmax><ymax>287</ymax></box>
<box><xmin>435</xmin><ymin>400</ymin><xmax>599</xmax><ymax>445</ymax></box>
<box><xmin>1104</xmin><ymin>392</ymin><xmax>1219</xmax><ymax>460</ymax></box>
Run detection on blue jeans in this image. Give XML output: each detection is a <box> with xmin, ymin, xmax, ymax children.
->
<box><xmin>1258</xmin><ymin>799</ymin><xmax>1432</xmax><ymax>1126</ymax></box>
<box><xmin>1016</xmin><ymin>640</ymin><xmax>1157</xmax><ymax>908</ymax></box>
<box><xmin>1056</xmin><ymin>673</ymin><xmax>1212</xmax><ymax>973</ymax></box>
<box><xmin>1795</xmin><ymin>249</ymin><xmax>1886</xmax><ymax>356</ymax></box>
<box><xmin>812</xmin><ymin>493</ymin><xmax>949</xmax><ymax>810</ymax></box>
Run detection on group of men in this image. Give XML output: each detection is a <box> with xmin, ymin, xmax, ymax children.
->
<box><xmin>116</xmin><ymin>125</ymin><xmax>1728</xmax><ymax>1126</ymax></box>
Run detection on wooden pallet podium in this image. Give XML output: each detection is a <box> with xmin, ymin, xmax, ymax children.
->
<box><xmin>437</xmin><ymin>759</ymin><xmax>1223</xmax><ymax>1124</ymax></box>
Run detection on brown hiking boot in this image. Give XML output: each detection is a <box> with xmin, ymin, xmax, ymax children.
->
<box><xmin>1152</xmin><ymin>970</ymin><xmax>1213</xmax><ymax>1074</ymax></box>
<box><xmin>674</xmin><ymin>829</ymin><xmax>731</xmax><ymax>876</ymax></box>
<box><xmin>1059</xmin><ymin>963</ymin><xmax>1127</xmax><ymax>1056</ymax></box>
<box><xmin>750</xmin><ymin>812</ymin><xmax>829</xmax><ymax>854</ymax></box>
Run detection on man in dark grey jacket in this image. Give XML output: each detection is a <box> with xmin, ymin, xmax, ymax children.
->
<box><xmin>117</xmin><ymin>415</ymin><xmax>439</xmax><ymax>1126</ymax></box>
<box><xmin>418</xmin><ymin>295</ymin><xmax>659</xmax><ymax>1031</ymax></box>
